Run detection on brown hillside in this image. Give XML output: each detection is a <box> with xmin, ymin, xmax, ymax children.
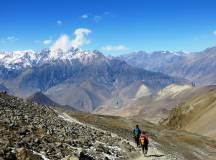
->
<box><xmin>163</xmin><ymin>85</ymin><xmax>216</xmax><ymax>139</ymax></box>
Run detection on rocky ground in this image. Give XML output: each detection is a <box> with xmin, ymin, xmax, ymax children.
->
<box><xmin>58</xmin><ymin>113</ymin><xmax>183</xmax><ymax>160</ymax></box>
<box><xmin>0</xmin><ymin>93</ymin><xmax>138</xmax><ymax>160</ymax></box>
<box><xmin>68</xmin><ymin>112</ymin><xmax>216</xmax><ymax>160</ymax></box>
<box><xmin>1</xmin><ymin>93</ymin><xmax>216</xmax><ymax>160</ymax></box>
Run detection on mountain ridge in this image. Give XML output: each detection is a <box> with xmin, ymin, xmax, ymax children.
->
<box><xmin>119</xmin><ymin>46</ymin><xmax>216</xmax><ymax>85</ymax></box>
<box><xmin>0</xmin><ymin>48</ymin><xmax>188</xmax><ymax>111</ymax></box>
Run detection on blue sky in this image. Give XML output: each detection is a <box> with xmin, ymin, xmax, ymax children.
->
<box><xmin>1</xmin><ymin>0</ymin><xmax>216</xmax><ymax>55</ymax></box>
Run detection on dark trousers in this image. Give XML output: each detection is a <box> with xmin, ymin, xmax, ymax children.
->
<box><xmin>141</xmin><ymin>143</ymin><xmax>148</xmax><ymax>154</ymax></box>
<box><xmin>134</xmin><ymin>136</ymin><xmax>140</xmax><ymax>146</ymax></box>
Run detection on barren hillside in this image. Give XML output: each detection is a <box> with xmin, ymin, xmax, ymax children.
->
<box><xmin>162</xmin><ymin>85</ymin><xmax>216</xmax><ymax>139</ymax></box>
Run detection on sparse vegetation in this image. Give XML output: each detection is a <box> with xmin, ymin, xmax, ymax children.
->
<box><xmin>162</xmin><ymin>85</ymin><xmax>216</xmax><ymax>139</ymax></box>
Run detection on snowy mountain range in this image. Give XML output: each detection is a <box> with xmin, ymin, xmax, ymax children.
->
<box><xmin>0</xmin><ymin>48</ymin><xmax>108</xmax><ymax>70</ymax></box>
<box><xmin>0</xmin><ymin>48</ymin><xmax>187</xmax><ymax>111</ymax></box>
<box><xmin>119</xmin><ymin>47</ymin><xmax>216</xmax><ymax>85</ymax></box>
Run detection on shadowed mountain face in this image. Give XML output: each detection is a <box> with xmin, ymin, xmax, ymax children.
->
<box><xmin>0</xmin><ymin>49</ymin><xmax>187</xmax><ymax>111</ymax></box>
<box><xmin>119</xmin><ymin>47</ymin><xmax>216</xmax><ymax>85</ymax></box>
<box><xmin>27</xmin><ymin>92</ymin><xmax>60</xmax><ymax>106</ymax></box>
<box><xmin>0</xmin><ymin>84</ymin><xmax>9</xmax><ymax>92</ymax></box>
<box><xmin>27</xmin><ymin>92</ymin><xmax>78</xmax><ymax>112</ymax></box>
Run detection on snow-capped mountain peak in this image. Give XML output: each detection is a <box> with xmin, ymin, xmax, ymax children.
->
<box><xmin>0</xmin><ymin>50</ymin><xmax>36</xmax><ymax>69</ymax></box>
<box><xmin>0</xmin><ymin>48</ymin><xmax>108</xmax><ymax>69</ymax></box>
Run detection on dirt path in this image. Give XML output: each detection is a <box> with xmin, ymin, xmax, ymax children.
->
<box><xmin>131</xmin><ymin>139</ymin><xmax>184</xmax><ymax>160</ymax></box>
<box><xmin>59</xmin><ymin>112</ymin><xmax>184</xmax><ymax>160</ymax></box>
<box><xmin>134</xmin><ymin>146</ymin><xmax>182</xmax><ymax>160</ymax></box>
<box><xmin>122</xmin><ymin>118</ymin><xmax>184</xmax><ymax>160</ymax></box>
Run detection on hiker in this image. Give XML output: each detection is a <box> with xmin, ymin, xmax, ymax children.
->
<box><xmin>133</xmin><ymin>125</ymin><xmax>141</xmax><ymax>147</ymax></box>
<box><xmin>140</xmin><ymin>131</ymin><xmax>149</xmax><ymax>156</ymax></box>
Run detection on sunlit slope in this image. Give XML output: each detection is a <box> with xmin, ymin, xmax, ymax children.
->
<box><xmin>163</xmin><ymin>85</ymin><xmax>216</xmax><ymax>139</ymax></box>
<box><xmin>96</xmin><ymin>84</ymin><xmax>195</xmax><ymax>123</ymax></box>
<box><xmin>155</xmin><ymin>84</ymin><xmax>192</xmax><ymax>100</ymax></box>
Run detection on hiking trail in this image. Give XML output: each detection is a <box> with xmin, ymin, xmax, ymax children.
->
<box><xmin>58</xmin><ymin>112</ymin><xmax>183</xmax><ymax>160</ymax></box>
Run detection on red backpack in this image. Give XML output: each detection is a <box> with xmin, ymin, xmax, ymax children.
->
<box><xmin>140</xmin><ymin>134</ymin><xmax>149</xmax><ymax>145</ymax></box>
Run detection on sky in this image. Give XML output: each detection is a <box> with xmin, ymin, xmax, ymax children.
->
<box><xmin>1</xmin><ymin>0</ymin><xmax>216</xmax><ymax>55</ymax></box>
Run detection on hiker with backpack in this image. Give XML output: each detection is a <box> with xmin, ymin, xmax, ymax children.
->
<box><xmin>133</xmin><ymin>125</ymin><xmax>141</xmax><ymax>147</ymax></box>
<box><xmin>140</xmin><ymin>131</ymin><xmax>149</xmax><ymax>156</ymax></box>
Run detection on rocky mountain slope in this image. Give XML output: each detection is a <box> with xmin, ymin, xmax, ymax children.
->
<box><xmin>67</xmin><ymin>111</ymin><xmax>216</xmax><ymax>160</ymax></box>
<box><xmin>120</xmin><ymin>46</ymin><xmax>216</xmax><ymax>85</ymax></box>
<box><xmin>162</xmin><ymin>85</ymin><xmax>216</xmax><ymax>140</ymax></box>
<box><xmin>0</xmin><ymin>48</ymin><xmax>187</xmax><ymax>112</ymax></box>
<box><xmin>0</xmin><ymin>92</ymin><xmax>138</xmax><ymax>159</ymax></box>
<box><xmin>1</xmin><ymin>93</ymin><xmax>216</xmax><ymax>160</ymax></box>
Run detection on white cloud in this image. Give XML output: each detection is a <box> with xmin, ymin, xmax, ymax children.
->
<box><xmin>43</xmin><ymin>39</ymin><xmax>52</xmax><ymax>45</ymax></box>
<box><xmin>0</xmin><ymin>36</ymin><xmax>18</xmax><ymax>43</ymax></box>
<box><xmin>57</xmin><ymin>20</ymin><xmax>62</xmax><ymax>25</ymax></box>
<box><xmin>94</xmin><ymin>16</ymin><xmax>102</xmax><ymax>22</ymax></box>
<box><xmin>51</xmin><ymin>28</ymin><xmax>92</xmax><ymax>52</ymax></box>
<box><xmin>7</xmin><ymin>36</ymin><xmax>18</xmax><ymax>41</ymax></box>
<box><xmin>80</xmin><ymin>12</ymin><xmax>111</xmax><ymax>22</ymax></box>
<box><xmin>51</xmin><ymin>34</ymin><xmax>70</xmax><ymax>52</ymax></box>
<box><xmin>71</xmin><ymin>28</ymin><xmax>91</xmax><ymax>48</ymax></box>
<box><xmin>101</xmin><ymin>45</ymin><xmax>128</xmax><ymax>52</ymax></box>
<box><xmin>213</xmin><ymin>30</ymin><xmax>216</xmax><ymax>36</ymax></box>
<box><xmin>81</xmin><ymin>14</ymin><xmax>88</xmax><ymax>19</ymax></box>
